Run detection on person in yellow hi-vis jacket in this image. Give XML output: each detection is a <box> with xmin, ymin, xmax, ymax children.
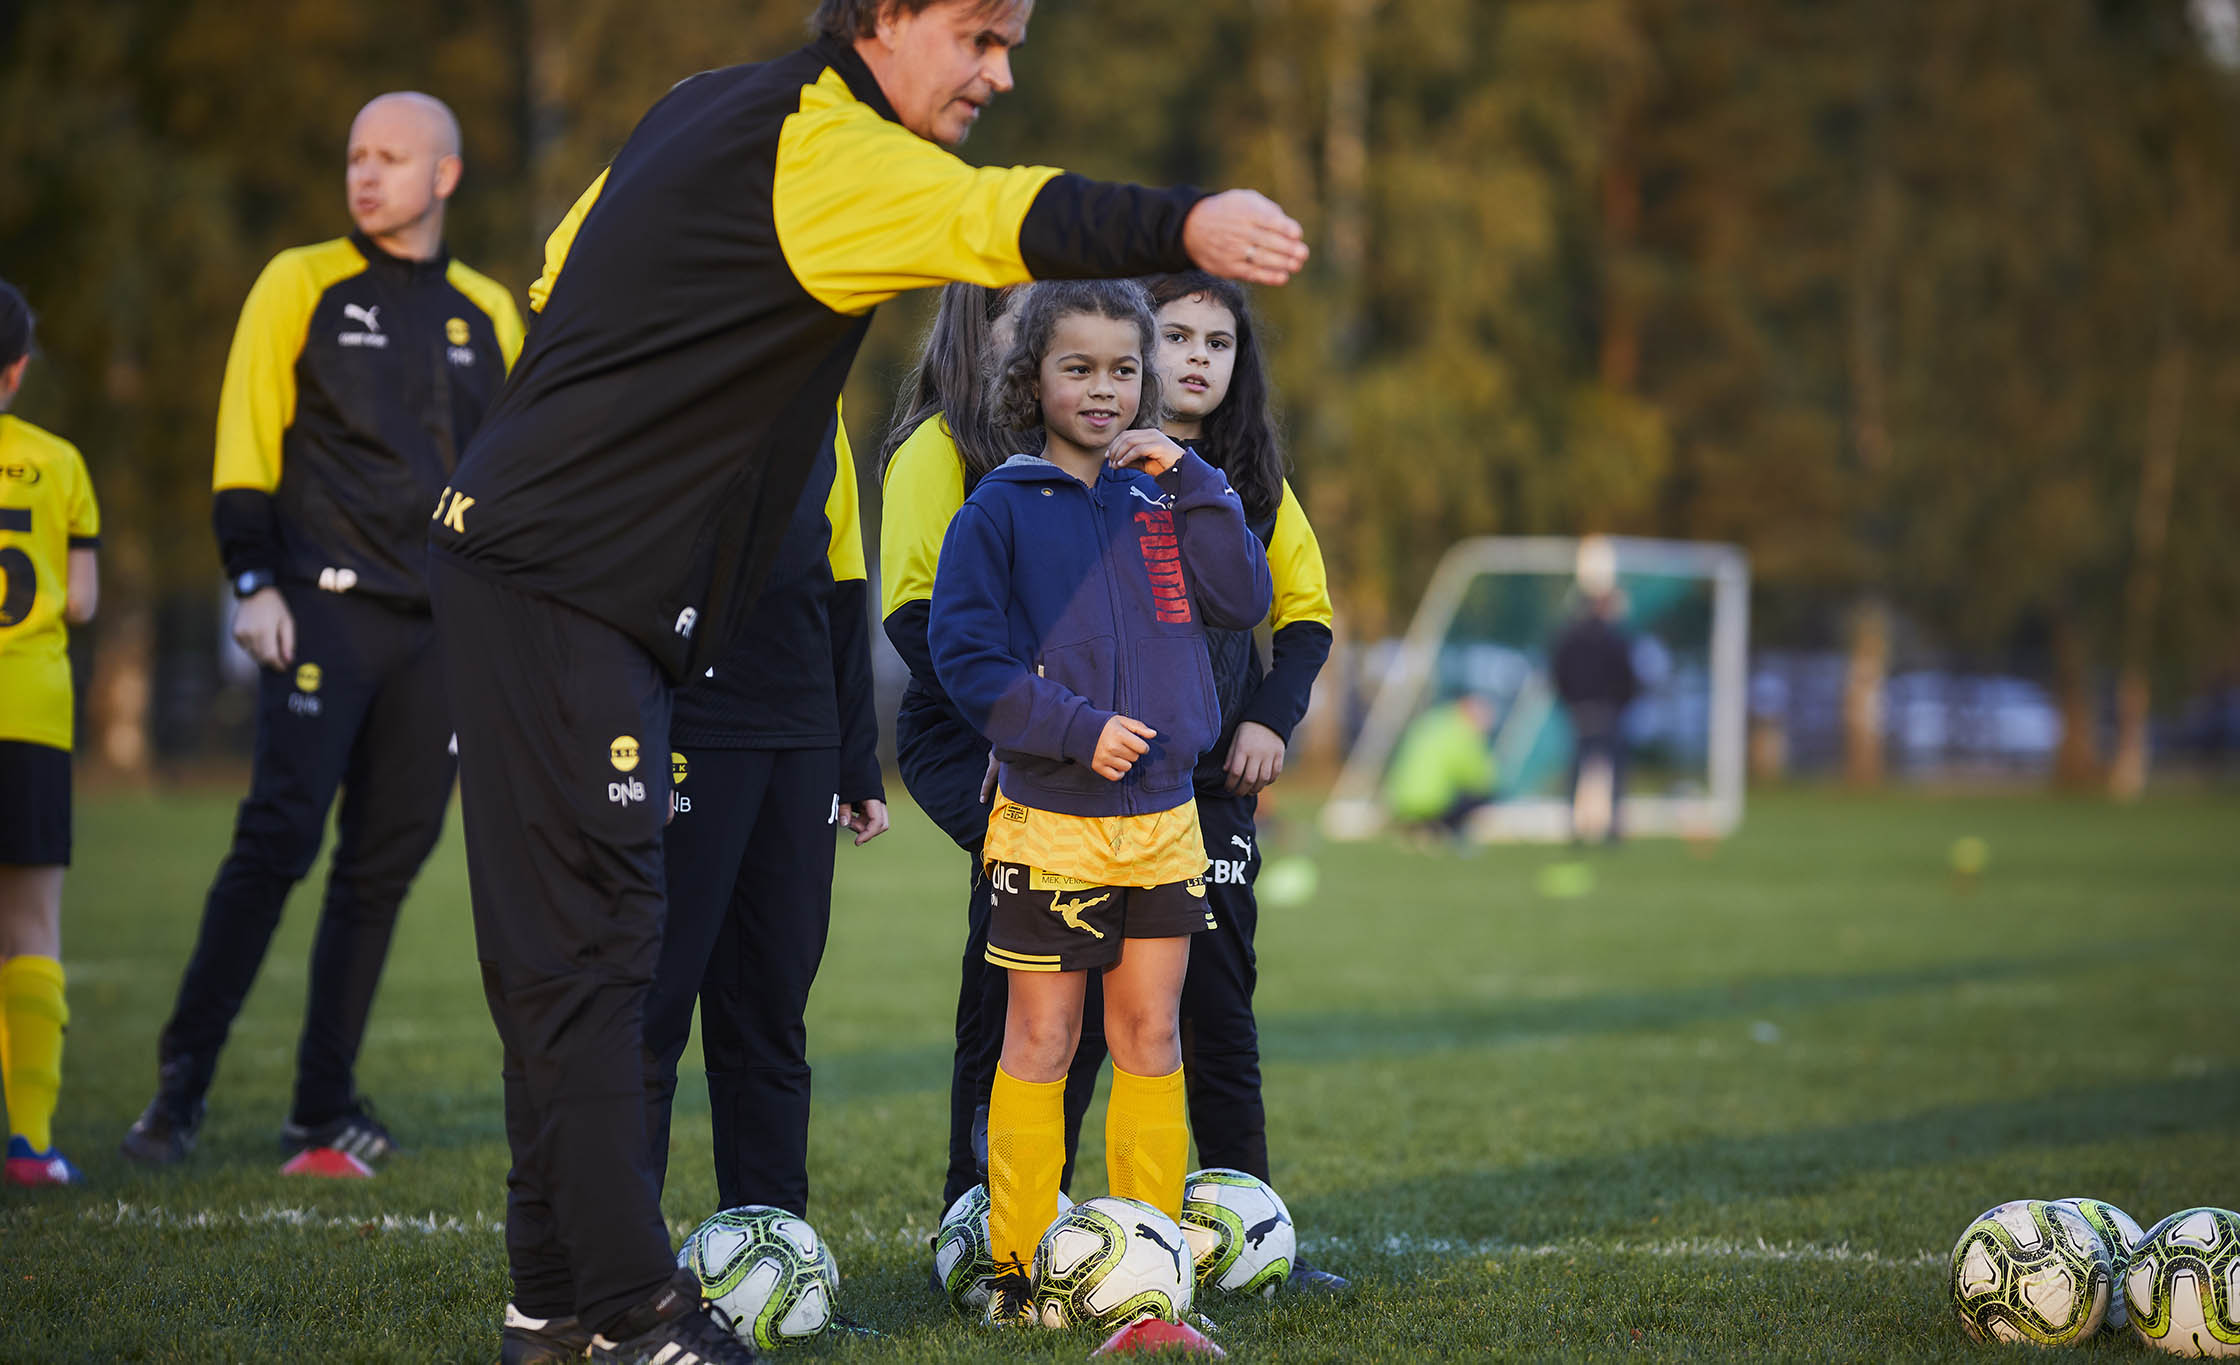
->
<box><xmin>422</xmin><ymin>1</ymin><xmax>1308</xmax><ymax>1357</ymax></box>
<box><xmin>122</xmin><ymin>93</ymin><xmax>524</xmax><ymax>1174</ymax></box>
<box><xmin>0</xmin><ymin>281</ymin><xmax>99</xmax><ymax>1188</ymax></box>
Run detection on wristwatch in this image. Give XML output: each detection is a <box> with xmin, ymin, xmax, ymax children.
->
<box><xmin>232</xmin><ymin>568</ymin><xmax>277</xmax><ymax>599</ymax></box>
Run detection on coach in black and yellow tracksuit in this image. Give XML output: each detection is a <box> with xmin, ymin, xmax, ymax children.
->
<box><xmin>125</xmin><ymin>94</ymin><xmax>522</xmax><ymax>1168</ymax></box>
<box><xmin>423</xmin><ymin>3</ymin><xmax>1307</xmax><ymax>1351</ymax></box>
<box><xmin>643</xmin><ymin>404</ymin><xmax>885</xmax><ymax>1219</ymax></box>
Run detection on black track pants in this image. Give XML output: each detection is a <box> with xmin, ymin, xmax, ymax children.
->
<box><xmin>155</xmin><ymin>584</ymin><xmax>453</xmax><ymax>1125</ymax></box>
<box><xmin>644</xmin><ymin>745</ymin><xmax>839</xmax><ymax>1216</ymax></box>
<box><xmin>430</xmin><ymin>555</ymin><xmax>676</xmax><ymax>1333</ymax></box>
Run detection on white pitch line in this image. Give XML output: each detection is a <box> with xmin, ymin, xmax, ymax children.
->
<box><xmin>1311</xmin><ymin>1232</ymin><xmax>1942</xmax><ymax>1268</ymax></box>
<box><xmin>9</xmin><ymin>1203</ymin><xmax>1940</xmax><ymax>1271</ymax></box>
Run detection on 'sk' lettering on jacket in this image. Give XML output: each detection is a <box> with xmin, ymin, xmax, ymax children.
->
<box><xmin>430</xmin><ymin>37</ymin><xmax>1207</xmax><ymax>680</ymax></box>
<box><xmin>930</xmin><ymin>452</ymin><xmax>1272</xmax><ymax>820</ymax></box>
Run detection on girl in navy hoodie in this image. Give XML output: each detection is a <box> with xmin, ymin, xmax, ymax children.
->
<box><xmin>931</xmin><ymin>279</ymin><xmax>1272</xmax><ymax>1325</ymax></box>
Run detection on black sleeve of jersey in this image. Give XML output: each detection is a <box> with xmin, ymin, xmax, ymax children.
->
<box><xmin>831</xmin><ymin>577</ymin><xmax>884</xmax><ymax>804</ymax></box>
<box><xmin>883</xmin><ymin>598</ymin><xmax>979</xmax><ymax>737</ymax></box>
<box><xmin>1018</xmin><ymin>175</ymin><xmax>1206</xmax><ymax>280</ymax></box>
<box><xmin>1236</xmin><ymin>620</ymin><xmax>1334</xmax><ymax>743</ymax></box>
<box><xmin>213</xmin><ymin>487</ymin><xmax>284</xmax><ymax>581</ymax></box>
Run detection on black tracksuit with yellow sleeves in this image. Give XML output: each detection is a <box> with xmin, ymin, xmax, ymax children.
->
<box><xmin>152</xmin><ymin>232</ymin><xmax>522</xmax><ymax>1138</ymax></box>
<box><xmin>420</xmin><ymin>35</ymin><xmax>1208</xmax><ymax>1333</ymax></box>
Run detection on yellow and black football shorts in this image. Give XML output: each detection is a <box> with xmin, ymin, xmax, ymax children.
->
<box><xmin>984</xmin><ymin>862</ymin><xmax>1216</xmax><ymax>973</ymax></box>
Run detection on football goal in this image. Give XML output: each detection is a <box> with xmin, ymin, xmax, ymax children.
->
<box><xmin>1322</xmin><ymin>536</ymin><xmax>1750</xmax><ymax>843</ymax></box>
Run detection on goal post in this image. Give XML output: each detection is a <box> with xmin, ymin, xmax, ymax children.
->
<box><xmin>1322</xmin><ymin>536</ymin><xmax>1751</xmax><ymax>843</ymax></box>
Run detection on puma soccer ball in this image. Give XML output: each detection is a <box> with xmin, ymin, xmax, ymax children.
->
<box><xmin>1179</xmin><ymin>1168</ymin><xmax>1294</xmax><ymax>1298</ymax></box>
<box><xmin>2052</xmin><ymin>1197</ymin><xmax>2148</xmax><ymax>1333</ymax></box>
<box><xmin>2124</xmin><ymin>1207</ymin><xmax>2240</xmax><ymax>1357</ymax></box>
<box><xmin>1033</xmin><ymin>1196</ymin><xmax>1194</xmax><ymax>1330</ymax></box>
<box><xmin>1950</xmin><ymin>1199</ymin><xmax>2111</xmax><ymax>1345</ymax></box>
<box><xmin>932</xmin><ymin>1183</ymin><xmax>1073</xmax><ymax>1313</ymax></box>
<box><xmin>679</xmin><ymin>1205</ymin><xmax>840</xmax><ymax>1349</ymax></box>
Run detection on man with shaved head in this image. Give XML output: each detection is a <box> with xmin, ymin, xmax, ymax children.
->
<box><xmin>123</xmin><ymin>92</ymin><xmax>524</xmax><ymax>1170</ymax></box>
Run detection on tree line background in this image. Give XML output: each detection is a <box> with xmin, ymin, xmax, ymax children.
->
<box><xmin>4</xmin><ymin>0</ymin><xmax>2237</xmax><ymax>793</ymax></box>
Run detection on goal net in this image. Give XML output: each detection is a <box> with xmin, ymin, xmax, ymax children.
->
<box><xmin>1322</xmin><ymin>536</ymin><xmax>1750</xmax><ymax>843</ymax></box>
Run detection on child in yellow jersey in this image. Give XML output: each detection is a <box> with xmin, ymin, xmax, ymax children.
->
<box><xmin>0</xmin><ymin>281</ymin><xmax>99</xmax><ymax>1186</ymax></box>
<box><xmin>930</xmin><ymin>280</ymin><xmax>1272</xmax><ymax>1325</ymax></box>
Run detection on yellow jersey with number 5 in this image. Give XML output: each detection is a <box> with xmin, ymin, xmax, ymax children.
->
<box><xmin>0</xmin><ymin>415</ymin><xmax>100</xmax><ymax>751</ymax></box>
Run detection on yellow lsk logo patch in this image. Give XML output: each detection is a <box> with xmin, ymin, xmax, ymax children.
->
<box><xmin>671</xmin><ymin>752</ymin><xmax>688</xmax><ymax>784</ymax></box>
<box><xmin>610</xmin><ymin>736</ymin><xmax>640</xmax><ymax>772</ymax></box>
<box><xmin>295</xmin><ymin>663</ymin><xmax>322</xmax><ymax>694</ymax></box>
<box><xmin>446</xmin><ymin>317</ymin><xmax>470</xmax><ymax>346</ymax></box>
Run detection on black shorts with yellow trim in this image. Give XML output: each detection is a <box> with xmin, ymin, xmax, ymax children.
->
<box><xmin>984</xmin><ymin>861</ymin><xmax>1216</xmax><ymax>973</ymax></box>
<box><xmin>0</xmin><ymin>739</ymin><xmax>72</xmax><ymax>867</ymax></box>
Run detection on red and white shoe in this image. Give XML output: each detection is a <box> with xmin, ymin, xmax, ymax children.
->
<box><xmin>279</xmin><ymin>1145</ymin><xmax>375</xmax><ymax>1178</ymax></box>
<box><xmin>5</xmin><ymin>1136</ymin><xmax>84</xmax><ymax>1187</ymax></box>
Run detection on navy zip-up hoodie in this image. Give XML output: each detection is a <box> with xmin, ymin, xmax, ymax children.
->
<box><xmin>931</xmin><ymin>449</ymin><xmax>1273</xmax><ymax>819</ymax></box>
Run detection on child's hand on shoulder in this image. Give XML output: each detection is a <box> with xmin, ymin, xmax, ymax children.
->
<box><xmin>1106</xmin><ymin>429</ymin><xmax>1184</xmax><ymax>478</ymax></box>
<box><xmin>1092</xmin><ymin>714</ymin><xmax>1157</xmax><ymax>780</ymax></box>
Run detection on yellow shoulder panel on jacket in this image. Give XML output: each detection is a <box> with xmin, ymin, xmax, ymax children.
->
<box><xmin>446</xmin><ymin>259</ymin><xmax>526</xmax><ymax>370</ymax></box>
<box><xmin>213</xmin><ymin>239</ymin><xmax>366</xmax><ymax>493</ymax></box>
<box><xmin>825</xmin><ymin>397</ymin><xmax>866</xmax><ymax>583</ymax></box>
<box><xmin>773</xmin><ymin>69</ymin><xmax>1062</xmax><ymax>315</ymax></box>
<box><xmin>878</xmin><ymin>414</ymin><xmax>966</xmax><ymax>619</ymax></box>
<box><xmin>531</xmin><ymin>169</ymin><xmax>609</xmax><ymax>315</ymax></box>
<box><xmin>1268</xmin><ymin>480</ymin><xmax>1334</xmax><ymax>631</ymax></box>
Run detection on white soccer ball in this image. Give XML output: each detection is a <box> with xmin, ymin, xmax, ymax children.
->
<box><xmin>2125</xmin><ymin>1207</ymin><xmax>2240</xmax><ymax>1357</ymax></box>
<box><xmin>1033</xmin><ymin>1195</ymin><xmax>1194</xmax><ymax>1330</ymax></box>
<box><xmin>2053</xmin><ymin>1197</ymin><xmax>2148</xmax><ymax>1333</ymax></box>
<box><xmin>1949</xmin><ymin>1198</ymin><xmax>2111</xmax><ymax>1345</ymax></box>
<box><xmin>932</xmin><ymin>1183</ymin><xmax>1073</xmax><ymax>1313</ymax></box>
<box><xmin>1179</xmin><ymin>1168</ymin><xmax>1294</xmax><ymax>1298</ymax></box>
<box><xmin>678</xmin><ymin>1205</ymin><xmax>839</xmax><ymax>1349</ymax></box>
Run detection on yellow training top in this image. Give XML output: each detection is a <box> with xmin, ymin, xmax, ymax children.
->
<box><xmin>878</xmin><ymin>414</ymin><xmax>967</xmax><ymax>621</ymax></box>
<box><xmin>0</xmin><ymin>415</ymin><xmax>100</xmax><ymax>750</ymax></box>
<box><xmin>984</xmin><ymin>787</ymin><xmax>1209</xmax><ymax>890</ymax></box>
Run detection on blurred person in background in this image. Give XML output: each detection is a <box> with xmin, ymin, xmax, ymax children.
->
<box><xmin>1385</xmin><ymin>693</ymin><xmax>1498</xmax><ymax>842</ymax></box>
<box><xmin>0</xmin><ymin>280</ymin><xmax>101</xmax><ymax>1186</ymax></box>
<box><xmin>1552</xmin><ymin>540</ymin><xmax>1639</xmax><ymax>843</ymax></box>
<box><xmin>123</xmin><ymin>93</ymin><xmax>523</xmax><ymax>1169</ymax></box>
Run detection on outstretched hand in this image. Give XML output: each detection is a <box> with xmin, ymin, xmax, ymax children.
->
<box><xmin>1183</xmin><ymin>190</ymin><xmax>1309</xmax><ymax>287</ymax></box>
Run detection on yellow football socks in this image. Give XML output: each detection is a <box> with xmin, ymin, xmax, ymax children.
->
<box><xmin>1107</xmin><ymin>1064</ymin><xmax>1189</xmax><ymax>1221</ymax></box>
<box><xmin>987</xmin><ymin>1064</ymin><xmax>1068</xmax><ymax>1273</ymax></box>
<box><xmin>0</xmin><ymin>956</ymin><xmax>68</xmax><ymax>1152</ymax></box>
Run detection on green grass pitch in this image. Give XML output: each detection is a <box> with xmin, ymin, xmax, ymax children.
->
<box><xmin>4</xmin><ymin>788</ymin><xmax>2237</xmax><ymax>1361</ymax></box>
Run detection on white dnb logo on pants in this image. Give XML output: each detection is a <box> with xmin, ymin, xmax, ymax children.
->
<box><xmin>607</xmin><ymin>735</ymin><xmax>646</xmax><ymax>806</ymax></box>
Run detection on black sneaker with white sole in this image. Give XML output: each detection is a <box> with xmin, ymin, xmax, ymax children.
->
<box><xmin>281</xmin><ymin>1099</ymin><xmax>397</xmax><ymax>1162</ymax></box>
<box><xmin>1289</xmin><ymin>1258</ymin><xmax>1351</xmax><ymax>1293</ymax></box>
<box><xmin>500</xmin><ymin>1303</ymin><xmax>593</xmax><ymax>1364</ymax></box>
<box><xmin>119</xmin><ymin>1093</ymin><xmax>205</xmax><ymax>1166</ymax></box>
<box><xmin>591</xmin><ymin>1272</ymin><xmax>760</xmax><ymax>1364</ymax></box>
<box><xmin>982</xmin><ymin>1265</ymin><xmax>1035</xmax><ymax>1328</ymax></box>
